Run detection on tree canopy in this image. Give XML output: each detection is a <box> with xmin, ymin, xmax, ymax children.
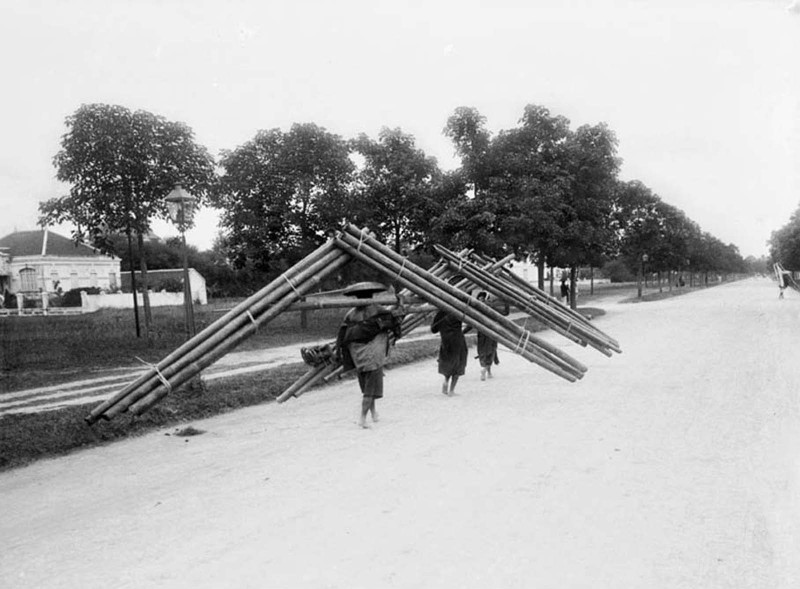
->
<box><xmin>41</xmin><ymin>103</ymin><xmax>216</xmax><ymax>249</ymax></box>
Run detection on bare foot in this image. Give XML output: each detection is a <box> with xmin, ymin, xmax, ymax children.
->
<box><xmin>371</xmin><ymin>411</ymin><xmax>379</xmax><ymax>423</ymax></box>
<box><xmin>358</xmin><ymin>418</ymin><xmax>370</xmax><ymax>429</ymax></box>
<box><xmin>441</xmin><ymin>383</ymin><xmax>449</xmax><ymax>395</ymax></box>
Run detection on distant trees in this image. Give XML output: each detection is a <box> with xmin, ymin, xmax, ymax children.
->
<box><xmin>769</xmin><ymin>204</ymin><xmax>800</xmax><ymax>268</ymax></box>
<box><xmin>42</xmin><ymin>102</ymin><xmax>749</xmax><ymax>306</ymax></box>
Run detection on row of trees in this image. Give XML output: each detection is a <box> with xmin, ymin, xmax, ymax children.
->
<box><xmin>769</xmin><ymin>204</ymin><xmax>800</xmax><ymax>269</ymax></box>
<box><xmin>41</xmin><ymin>103</ymin><xmax>749</xmax><ymax>315</ymax></box>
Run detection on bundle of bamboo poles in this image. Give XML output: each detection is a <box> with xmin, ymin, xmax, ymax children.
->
<box><xmin>774</xmin><ymin>262</ymin><xmax>800</xmax><ymax>293</ymax></box>
<box><xmin>333</xmin><ymin>224</ymin><xmax>588</xmax><ymax>381</ymax></box>
<box><xmin>434</xmin><ymin>245</ymin><xmax>621</xmax><ymax>356</ymax></box>
<box><xmin>85</xmin><ymin>239</ymin><xmax>352</xmax><ymax>423</ymax></box>
<box><xmin>276</xmin><ymin>250</ymin><xmax>515</xmax><ymax>402</ymax></box>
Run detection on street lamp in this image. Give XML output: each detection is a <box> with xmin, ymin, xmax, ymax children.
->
<box><xmin>165</xmin><ymin>185</ymin><xmax>197</xmax><ymax>339</ymax></box>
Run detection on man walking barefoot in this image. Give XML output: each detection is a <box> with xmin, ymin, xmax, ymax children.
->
<box><xmin>337</xmin><ymin>282</ymin><xmax>402</xmax><ymax>428</ymax></box>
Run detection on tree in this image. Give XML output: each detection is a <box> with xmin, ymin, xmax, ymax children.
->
<box><xmin>41</xmin><ymin>103</ymin><xmax>216</xmax><ymax>336</ymax></box>
<box><xmin>212</xmin><ymin>123</ymin><xmax>354</xmax><ymax>272</ymax></box>
<box><xmin>612</xmin><ymin>180</ymin><xmax>663</xmax><ymax>297</ymax></box>
<box><xmin>556</xmin><ymin>123</ymin><xmax>621</xmax><ymax>307</ymax></box>
<box><xmin>769</xmin><ymin>204</ymin><xmax>800</xmax><ymax>269</ymax></box>
<box><xmin>349</xmin><ymin>128</ymin><xmax>441</xmax><ymax>252</ymax></box>
<box><xmin>487</xmin><ymin>105</ymin><xmax>573</xmax><ymax>287</ymax></box>
<box><xmin>443</xmin><ymin>107</ymin><xmax>491</xmax><ymax>197</ymax></box>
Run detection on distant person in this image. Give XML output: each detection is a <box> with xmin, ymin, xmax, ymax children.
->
<box><xmin>779</xmin><ymin>271</ymin><xmax>790</xmax><ymax>299</ymax></box>
<box><xmin>466</xmin><ymin>291</ymin><xmax>500</xmax><ymax>381</ymax></box>
<box><xmin>337</xmin><ymin>282</ymin><xmax>403</xmax><ymax>429</ymax></box>
<box><xmin>560</xmin><ymin>273</ymin><xmax>570</xmax><ymax>305</ymax></box>
<box><xmin>431</xmin><ymin>309</ymin><xmax>468</xmax><ymax>395</ymax></box>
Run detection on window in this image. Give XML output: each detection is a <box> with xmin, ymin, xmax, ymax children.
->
<box><xmin>109</xmin><ymin>272</ymin><xmax>117</xmax><ymax>290</ymax></box>
<box><xmin>90</xmin><ymin>270</ymin><xmax>98</xmax><ymax>287</ymax></box>
<box><xmin>19</xmin><ymin>268</ymin><xmax>37</xmax><ymax>292</ymax></box>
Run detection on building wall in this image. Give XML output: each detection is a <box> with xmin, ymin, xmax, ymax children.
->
<box><xmin>7</xmin><ymin>255</ymin><xmax>121</xmax><ymax>294</ymax></box>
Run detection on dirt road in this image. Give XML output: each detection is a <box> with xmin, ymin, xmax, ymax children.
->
<box><xmin>1</xmin><ymin>278</ymin><xmax>798</xmax><ymax>588</ymax></box>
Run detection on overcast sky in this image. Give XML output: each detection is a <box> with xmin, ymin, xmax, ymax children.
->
<box><xmin>1</xmin><ymin>0</ymin><xmax>798</xmax><ymax>258</ymax></box>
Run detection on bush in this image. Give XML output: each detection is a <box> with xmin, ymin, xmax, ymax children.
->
<box><xmin>61</xmin><ymin>287</ymin><xmax>102</xmax><ymax>307</ymax></box>
<box><xmin>601</xmin><ymin>259</ymin><xmax>636</xmax><ymax>283</ymax></box>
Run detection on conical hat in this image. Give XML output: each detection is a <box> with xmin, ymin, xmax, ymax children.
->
<box><xmin>343</xmin><ymin>281</ymin><xmax>387</xmax><ymax>297</ymax></box>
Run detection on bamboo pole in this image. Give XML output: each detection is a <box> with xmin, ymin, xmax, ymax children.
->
<box><xmin>339</xmin><ymin>226</ymin><xmax>587</xmax><ymax>374</ymax></box>
<box><xmin>335</xmin><ymin>237</ymin><xmax>579</xmax><ymax>381</ymax></box>
<box><xmin>336</xmin><ymin>228</ymin><xmax>584</xmax><ymax>380</ymax></box>
<box><xmin>470</xmin><ymin>251</ymin><xmax>620</xmax><ymax>350</ymax></box>
<box><xmin>274</xmin><ymin>256</ymin><xmax>471</xmax><ymax>403</ymax></box>
<box><xmin>435</xmin><ymin>245</ymin><xmax>619</xmax><ymax>355</ymax></box>
<box><xmin>91</xmin><ymin>245</ymin><xmax>350</xmax><ymax>421</ymax></box>
<box><xmin>87</xmin><ymin>240</ymin><xmax>343</xmax><ymax>423</ymax></box>
<box><xmin>126</xmin><ymin>250</ymin><xmax>352</xmax><ymax>416</ymax></box>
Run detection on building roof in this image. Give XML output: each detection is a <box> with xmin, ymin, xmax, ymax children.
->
<box><xmin>0</xmin><ymin>229</ymin><xmax>111</xmax><ymax>258</ymax></box>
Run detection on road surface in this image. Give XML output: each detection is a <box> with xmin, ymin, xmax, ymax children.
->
<box><xmin>1</xmin><ymin>278</ymin><xmax>798</xmax><ymax>588</ymax></box>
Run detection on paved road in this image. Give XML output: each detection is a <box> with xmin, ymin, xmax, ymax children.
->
<box><xmin>2</xmin><ymin>278</ymin><xmax>798</xmax><ymax>588</ymax></box>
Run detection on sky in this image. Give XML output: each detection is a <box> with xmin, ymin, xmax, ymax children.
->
<box><xmin>1</xmin><ymin>0</ymin><xmax>798</xmax><ymax>259</ymax></box>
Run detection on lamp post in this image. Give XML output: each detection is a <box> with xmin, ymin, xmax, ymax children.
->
<box><xmin>637</xmin><ymin>253</ymin><xmax>649</xmax><ymax>299</ymax></box>
<box><xmin>165</xmin><ymin>185</ymin><xmax>197</xmax><ymax>339</ymax></box>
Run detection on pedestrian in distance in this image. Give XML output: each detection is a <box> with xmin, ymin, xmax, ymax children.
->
<box><xmin>560</xmin><ymin>272</ymin><xmax>570</xmax><ymax>305</ymax></box>
<box><xmin>430</xmin><ymin>308</ymin><xmax>468</xmax><ymax>395</ymax></box>
<box><xmin>336</xmin><ymin>281</ymin><xmax>403</xmax><ymax>429</ymax></box>
<box><xmin>778</xmin><ymin>271</ymin><xmax>790</xmax><ymax>299</ymax></box>
<box><xmin>471</xmin><ymin>291</ymin><xmax>500</xmax><ymax>381</ymax></box>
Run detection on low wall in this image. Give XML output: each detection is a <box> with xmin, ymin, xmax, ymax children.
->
<box><xmin>81</xmin><ymin>291</ymin><xmax>202</xmax><ymax>313</ymax></box>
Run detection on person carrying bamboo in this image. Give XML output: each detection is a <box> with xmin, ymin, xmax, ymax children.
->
<box><xmin>779</xmin><ymin>271</ymin><xmax>790</xmax><ymax>299</ymax></box>
<box><xmin>431</xmin><ymin>308</ymin><xmax>468</xmax><ymax>396</ymax></box>
<box><xmin>337</xmin><ymin>281</ymin><xmax>403</xmax><ymax>429</ymax></box>
<box><xmin>465</xmin><ymin>291</ymin><xmax>500</xmax><ymax>381</ymax></box>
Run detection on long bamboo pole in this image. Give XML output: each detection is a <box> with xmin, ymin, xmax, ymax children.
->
<box><xmin>340</xmin><ymin>226</ymin><xmax>587</xmax><ymax>374</ymax></box>
<box><xmin>91</xmin><ymin>245</ymin><xmax>350</xmax><ymax>421</ymax></box>
<box><xmin>126</xmin><ymin>250</ymin><xmax>352</xmax><ymax>416</ymax></box>
<box><xmin>435</xmin><ymin>246</ymin><xmax>619</xmax><ymax>355</ymax></box>
<box><xmin>469</xmin><ymin>251</ymin><xmax>620</xmax><ymax>351</ymax></box>
<box><xmin>335</xmin><ymin>238</ymin><xmax>578</xmax><ymax>381</ymax></box>
<box><xmin>335</xmin><ymin>229</ymin><xmax>583</xmax><ymax>380</ymax></box>
<box><xmin>87</xmin><ymin>240</ymin><xmax>342</xmax><ymax>423</ymax></box>
<box><xmin>275</xmin><ymin>256</ymin><xmax>469</xmax><ymax>403</ymax></box>
<box><xmin>277</xmin><ymin>249</ymin><xmax>516</xmax><ymax>404</ymax></box>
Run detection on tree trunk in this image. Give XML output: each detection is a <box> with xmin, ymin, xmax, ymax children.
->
<box><xmin>548</xmin><ymin>261</ymin><xmax>554</xmax><ymax>297</ymax></box>
<box><xmin>637</xmin><ymin>259</ymin><xmax>643</xmax><ymax>299</ymax></box>
<box><xmin>569</xmin><ymin>266</ymin><xmax>578</xmax><ymax>310</ymax></box>
<box><xmin>136</xmin><ymin>231</ymin><xmax>152</xmax><ymax>336</ymax></box>
<box><xmin>126</xmin><ymin>230</ymin><xmax>141</xmax><ymax>338</ymax></box>
<box><xmin>590</xmin><ymin>267</ymin><xmax>594</xmax><ymax>295</ymax></box>
<box><xmin>658</xmin><ymin>270</ymin><xmax>662</xmax><ymax>293</ymax></box>
<box><xmin>537</xmin><ymin>257</ymin><xmax>545</xmax><ymax>291</ymax></box>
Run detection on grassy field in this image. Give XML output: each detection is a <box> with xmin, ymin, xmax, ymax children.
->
<box><xmin>0</xmin><ymin>302</ymin><xmax>346</xmax><ymax>392</ymax></box>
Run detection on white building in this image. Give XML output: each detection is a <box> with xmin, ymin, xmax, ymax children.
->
<box><xmin>0</xmin><ymin>229</ymin><xmax>121</xmax><ymax>297</ymax></box>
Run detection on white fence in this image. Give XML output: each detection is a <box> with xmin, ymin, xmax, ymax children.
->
<box><xmin>80</xmin><ymin>291</ymin><xmax>197</xmax><ymax>313</ymax></box>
